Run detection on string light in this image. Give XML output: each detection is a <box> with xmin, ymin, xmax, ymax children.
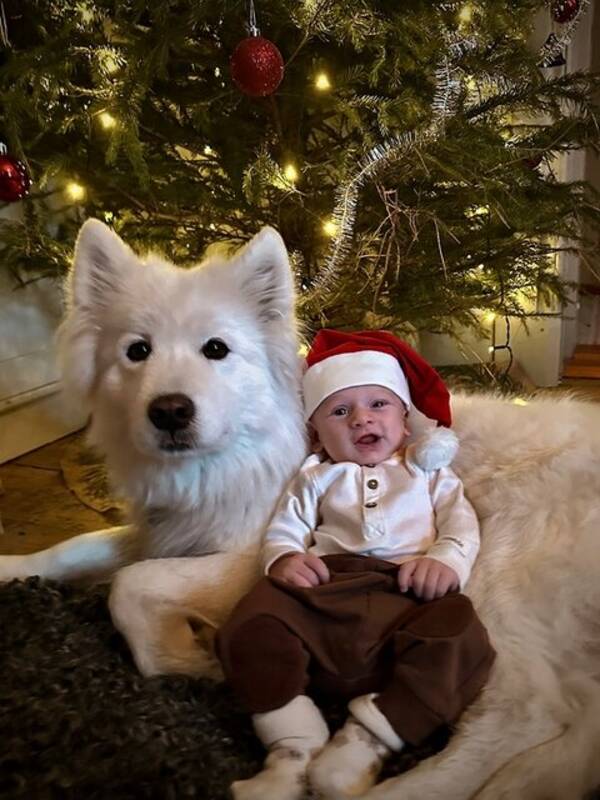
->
<box><xmin>458</xmin><ymin>3</ymin><xmax>473</xmax><ymax>25</ymax></box>
<box><xmin>66</xmin><ymin>182</ymin><xmax>86</xmax><ymax>201</ymax></box>
<box><xmin>465</xmin><ymin>204</ymin><xmax>490</xmax><ymax>218</ymax></box>
<box><xmin>99</xmin><ymin>48</ymin><xmax>120</xmax><ymax>75</ymax></box>
<box><xmin>322</xmin><ymin>218</ymin><xmax>338</xmax><ymax>237</ymax></box>
<box><xmin>203</xmin><ymin>145</ymin><xmax>215</xmax><ymax>157</ymax></box>
<box><xmin>283</xmin><ymin>163</ymin><xmax>299</xmax><ymax>183</ymax></box>
<box><xmin>298</xmin><ymin>344</ymin><xmax>309</xmax><ymax>356</ymax></box>
<box><xmin>484</xmin><ymin>311</ymin><xmax>496</xmax><ymax>323</ymax></box>
<box><xmin>98</xmin><ymin>112</ymin><xmax>116</xmax><ymax>130</ymax></box>
<box><xmin>78</xmin><ymin>4</ymin><xmax>94</xmax><ymax>24</ymax></box>
<box><xmin>314</xmin><ymin>72</ymin><xmax>331</xmax><ymax>91</ymax></box>
<box><xmin>513</xmin><ymin>398</ymin><xmax>528</xmax><ymax>406</ymax></box>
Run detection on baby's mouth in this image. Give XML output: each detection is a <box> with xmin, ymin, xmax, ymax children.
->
<box><xmin>356</xmin><ymin>434</ymin><xmax>380</xmax><ymax>445</ymax></box>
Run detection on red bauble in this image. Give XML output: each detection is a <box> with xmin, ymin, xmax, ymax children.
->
<box><xmin>551</xmin><ymin>0</ymin><xmax>580</xmax><ymax>23</ymax></box>
<box><xmin>0</xmin><ymin>153</ymin><xmax>31</xmax><ymax>203</ymax></box>
<box><xmin>523</xmin><ymin>154</ymin><xmax>543</xmax><ymax>170</ymax></box>
<box><xmin>230</xmin><ymin>36</ymin><xmax>284</xmax><ymax>97</ymax></box>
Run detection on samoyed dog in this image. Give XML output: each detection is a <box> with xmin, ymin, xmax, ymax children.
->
<box><xmin>0</xmin><ymin>219</ymin><xmax>308</xmax><ymax>674</ymax></box>
<box><xmin>1</xmin><ymin>221</ymin><xmax>600</xmax><ymax>798</ymax></box>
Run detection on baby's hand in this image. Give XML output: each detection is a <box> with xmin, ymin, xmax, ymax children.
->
<box><xmin>268</xmin><ymin>552</ymin><xmax>330</xmax><ymax>588</ymax></box>
<box><xmin>397</xmin><ymin>557</ymin><xmax>459</xmax><ymax>601</ymax></box>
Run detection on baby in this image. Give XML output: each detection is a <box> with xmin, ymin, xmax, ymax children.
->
<box><xmin>217</xmin><ymin>329</ymin><xmax>495</xmax><ymax>800</ymax></box>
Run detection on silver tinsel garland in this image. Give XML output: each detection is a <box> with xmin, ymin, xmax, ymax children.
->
<box><xmin>314</xmin><ymin>0</ymin><xmax>590</xmax><ymax>296</ymax></box>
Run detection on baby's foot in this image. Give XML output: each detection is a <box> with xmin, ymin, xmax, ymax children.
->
<box><xmin>231</xmin><ymin>746</ymin><xmax>310</xmax><ymax>800</ymax></box>
<box><xmin>308</xmin><ymin>718</ymin><xmax>390</xmax><ymax>798</ymax></box>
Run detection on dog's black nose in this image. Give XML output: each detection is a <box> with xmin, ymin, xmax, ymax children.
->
<box><xmin>147</xmin><ymin>394</ymin><xmax>195</xmax><ymax>432</ymax></box>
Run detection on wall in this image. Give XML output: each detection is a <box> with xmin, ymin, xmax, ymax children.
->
<box><xmin>0</xmin><ymin>206</ymin><xmax>85</xmax><ymax>463</ymax></box>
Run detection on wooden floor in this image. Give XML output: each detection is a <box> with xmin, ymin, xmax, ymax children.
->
<box><xmin>0</xmin><ymin>432</ymin><xmax>118</xmax><ymax>555</ymax></box>
<box><xmin>563</xmin><ymin>344</ymin><xmax>600</xmax><ymax>380</ymax></box>
<box><xmin>1</xmin><ymin>378</ymin><xmax>600</xmax><ymax>556</ymax></box>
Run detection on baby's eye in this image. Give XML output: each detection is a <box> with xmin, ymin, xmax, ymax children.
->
<box><xmin>372</xmin><ymin>400</ymin><xmax>388</xmax><ymax>408</ymax></box>
<box><xmin>332</xmin><ymin>407</ymin><xmax>348</xmax><ymax>417</ymax></box>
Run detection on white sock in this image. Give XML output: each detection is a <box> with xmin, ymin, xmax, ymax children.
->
<box><xmin>348</xmin><ymin>693</ymin><xmax>404</xmax><ymax>751</ymax></box>
<box><xmin>232</xmin><ymin>695</ymin><xmax>329</xmax><ymax>800</ymax></box>
<box><xmin>309</xmin><ymin>695</ymin><xmax>403</xmax><ymax>799</ymax></box>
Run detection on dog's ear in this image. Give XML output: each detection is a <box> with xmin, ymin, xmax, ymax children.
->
<box><xmin>236</xmin><ymin>227</ymin><xmax>295</xmax><ymax>323</ymax></box>
<box><xmin>68</xmin><ymin>219</ymin><xmax>134</xmax><ymax>310</ymax></box>
<box><xmin>58</xmin><ymin>220</ymin><xmax>134</xmax><ymax>405</ymax></box>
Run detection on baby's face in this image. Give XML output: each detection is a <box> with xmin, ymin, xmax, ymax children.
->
<box><xmin>309</xmin><ymin>385</ymin><xmax>408</xmax><ymax>465</ymax></box>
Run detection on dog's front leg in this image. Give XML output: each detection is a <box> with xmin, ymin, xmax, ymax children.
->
<box><xmin>0</xmin><ymin>525</ymin><xmax>137</xmax><ymax>583</ymax></box>
<box><xmin>109</xmin><ymin>552</ymin><xmax>261</xmax><ymax>679</ymax></box>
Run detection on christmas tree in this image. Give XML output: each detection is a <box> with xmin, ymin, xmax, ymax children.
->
<box><xmin>1</xmin><ymin>0</ymin><xmax>599</xmax><ymax>343</ymax></box>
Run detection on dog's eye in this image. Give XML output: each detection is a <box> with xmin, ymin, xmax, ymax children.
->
<box><xmin>202</xmin><ymin>338</ymin><xmax>230</xmax><ymax>360</ymax></box>
<box><xmin>126</xmin><ymin>340</ymin><xmax>152</xmax><ymax>362</ymax></box>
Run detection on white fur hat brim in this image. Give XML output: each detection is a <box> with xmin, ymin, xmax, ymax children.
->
<box><xmin>302</xmin><ymin>350</ymin><xmax>411</xmax><ymax>420</ymax></box>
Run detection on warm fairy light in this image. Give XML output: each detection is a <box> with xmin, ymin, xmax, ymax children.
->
<box><xmin>466</xmin><ymin>204</ymin><xmax>490</xmax><ymax>219</ymax></box>
<box><xmin>513</xmin><ymin>398</ymin><xmax>528</xmax><ymax>406</ymax></box>
<box><xmin>283</xmin><ymin>163</ymin><xmax>299</xmax><ymax>183</ymax></box>
<box><xmin>458</xmin><ymin>3</ymin><xmax>473</xmax><ymax>24</ymax></box>
<box><xmin>484</xmin><ymin>311</ymin><xmax>496</xmax><ymax>323</ymax></box>
<box><xmin>66</xmin><ymin>181</ymin><xmax>86</xmax><ymax>201</ymax></box>
<box><xmin>100</xmin><ymin>49</ymin><xmax>121</xmax><ymax>75</ymax></box>
<box><xmin>488</xmin><ymin>346</ymin><xmax>495</xmax><ymax>353</ymax></box>
<box><xmin>99</xmin><ymin>112</ymin><xmax>116</xmax><ymax>130</ymax></box>
<box><xmin>78</xmin><ymin>3</ymin><xmax>94</xmax><ymax>23</ymax></box>
<box><xmin>204</xmin><ymin>145</ymin><xmax>215</xmax><ymax>156</ymax></box>
<box><xmin>322</xmin><ymin>218</ymin><xmax>338</xmax><ymax>237</ymax></box>
<box><xmin>298</xmin><ymin>344</ymin><xmax>309</xmax><ymax>356</ymax></box>
<box><xmin>315</xmin><ymin>72</ymin><xmax>331</xmax><ymax>91</ymax></box>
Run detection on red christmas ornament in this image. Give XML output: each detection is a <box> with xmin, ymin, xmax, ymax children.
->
<box><xmin>523</xmin><ymin>153</ymin><xmax>543</xmax><ymax>170</ymax></box>
<box><xmin>0</xmin><ymin>150</ymin><xmax>31</xmax><ymax>203</ymax></box>
<box><xmin>230</xmin><ymin>36</ymin><xmax>284</xmax><ymax>97</ymax></box>
<box><xmin>551</xmin><ymin>0</ymin><xmax>580</xmax><ymax>23</ymax></box>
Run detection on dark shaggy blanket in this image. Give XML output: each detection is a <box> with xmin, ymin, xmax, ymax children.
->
<box><xmin>0</xmin><ymin>578</ymin><xmax>448</xmax><ymax>800</ymax></box>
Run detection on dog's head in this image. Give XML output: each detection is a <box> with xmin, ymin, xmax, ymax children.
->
<box><xmin>59</xmin><ymin>220</ymin><xmax>302</xmax><ymax>464</ymax></box>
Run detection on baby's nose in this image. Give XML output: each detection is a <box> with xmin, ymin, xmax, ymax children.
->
<box><xmin>350</xmin><ymin>408</ymin><xmax>372</xmax><ymax>426</ymax></box>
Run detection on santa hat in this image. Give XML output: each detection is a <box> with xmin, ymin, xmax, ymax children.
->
<box><xmin>302</xmin><ymin>329</ymin><xmax>451</xmax><ymax>428</ymax></box>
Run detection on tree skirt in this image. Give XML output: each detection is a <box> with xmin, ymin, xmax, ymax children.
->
<box><xmin>0</xmin><ymin>578</ymin><xmax>447</xmax><ymax>800</ymax></box>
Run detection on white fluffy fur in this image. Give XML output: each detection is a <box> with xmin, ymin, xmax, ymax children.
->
<box><xmin>353</xmin><ymin>391</ymin><xmax>600</xmax><ymax>800</ymax></box>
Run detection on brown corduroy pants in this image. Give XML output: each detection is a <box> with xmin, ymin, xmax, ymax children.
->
<box><xmin>216</xmin><ymin>554</ymin><xmax>495</xmax><ymax>746</ymax></box>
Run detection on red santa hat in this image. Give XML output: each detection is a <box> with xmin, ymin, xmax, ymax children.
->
<box><xmin>302</xmin><ymin>329</ymin><xmax>451</xmax><ymax>428</ymax></box>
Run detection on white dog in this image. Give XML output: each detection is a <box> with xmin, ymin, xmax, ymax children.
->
<box><xmin>0</xmin><ymin>219</ymin><xmax>311</xmax><ymax>670</ymax></box>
